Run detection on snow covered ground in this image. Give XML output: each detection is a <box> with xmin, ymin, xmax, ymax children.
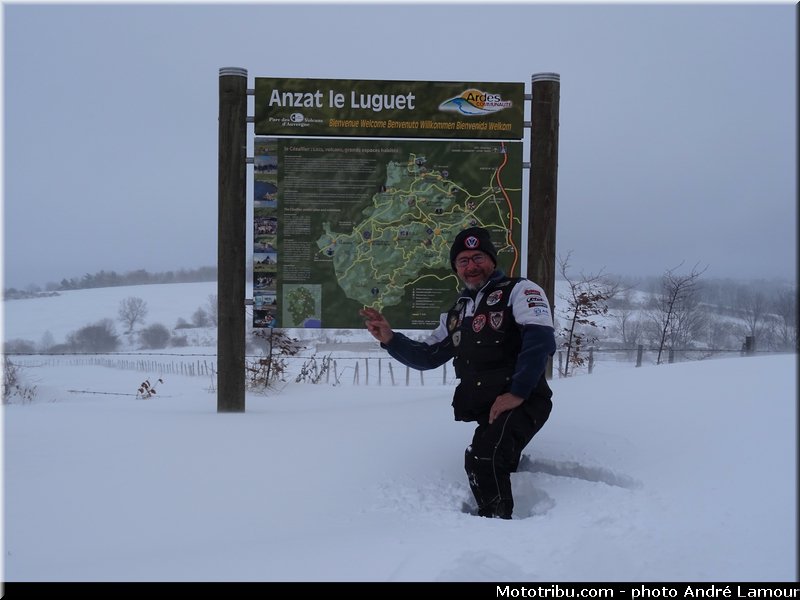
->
<box><xmin>2</xmin><ymin>283</ymin><xmax>797</xmax><ymax>582</ymax></box>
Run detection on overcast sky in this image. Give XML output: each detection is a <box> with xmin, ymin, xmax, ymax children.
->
<box><xmin>2</xmin><ymin>1</ymin><xmax>797</xmax><ymax>290</ymax></box>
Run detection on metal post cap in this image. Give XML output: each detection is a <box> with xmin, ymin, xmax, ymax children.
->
<box><xmin>219</xmin><ymin>67</ymin><xmax>248</xmax><ymax>77</ymax></box>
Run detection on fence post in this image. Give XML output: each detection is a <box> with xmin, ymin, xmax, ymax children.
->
<box><xmin>557</xmin><ymin>351</ymin><xmax>563</xmax><ymax>377</ymax></box>
<box><xmin>406</xmin><ymin>365</ymin><xmax>410</xmax><ymax>386</ymax></box>
<box><xmin>588</xmin><ymin>347</ymin><xmax>594</xmax><ymax>374</ymax></box>
<box><xmin>388</xmin><ymin>362</ymin><xmax>395</xmax><ymax>386</ymax></box>
<box><xmin>353</xmin><ymin>361</ymin><xmax>359</xmax><ymax>385</ymax></box>
<box><xmin>745</xmin><ymin>336</ymin><xmax>755</xmax><ymax>356</ymax></box>
<box><xmin>668</xmin><ymin>348</ymin><xmax>675</xmax><ymax>364</ymax></box>
<box><xmin>378</xmin><ymin>358</ymin><xmax>382</xmax><ymax>386</ymax></box>
<box><xmin>365</xmin><ymin>358</ymin><xmax>369</xmax><ymax>385</ymax></box>
<box><xmin>442</xmin><ymin>362</ymin><xmax>447</xmax><ymax>384</ymax></box>
<box><xmin>636</xmin><ymin>345</ymin><xmax>643</xmax><ymax>367</ymax></box>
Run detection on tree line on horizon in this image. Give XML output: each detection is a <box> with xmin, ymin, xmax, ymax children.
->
<box><xmin>4</xmin><ymin>266</ymin><xmax>218</xmax><ymax>298</ymax></box>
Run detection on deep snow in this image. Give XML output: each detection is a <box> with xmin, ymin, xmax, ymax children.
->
<box><xmin>2</xmin><ymin>283</ymin><xmax>797</xmax><ymax>581</ymax></box>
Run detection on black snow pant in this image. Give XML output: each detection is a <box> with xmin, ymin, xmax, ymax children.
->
<box><xmin>464</xmin><ymin>398</ymin><xmax>552</xmax><ymax>519</ymax></box>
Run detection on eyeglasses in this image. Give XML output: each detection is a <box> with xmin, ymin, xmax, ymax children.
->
<box><xmin>455</xmin><ymin>254</ymin><xmax>489</xmax><ymax>268</ymax></box>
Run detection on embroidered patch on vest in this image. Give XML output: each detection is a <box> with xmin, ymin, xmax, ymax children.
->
<box><xmin>489</xmin><ymin>311</ymin><xmax>504</xmax><ymax>330</ymax></box>
<box><xmin>472</xmin><ymin>314</ymin><xmax>486</xmax><ymax>332</ymax></box>
<box><xmin>458</xmin><ymin>300</ymin><xmax>468</xmax><ymax>325</ymax></box>
<box><xmin>447</xmin><ymin>313</ymin><xmax>459</xmax><ymax>332</ymax></box>
<box><xmin>452</xmin><ymin>330</ymin><xmax>462</xmax><ymax>346</ymax></box>
<box><xmin>486</xmin><ymin>290</ymin><xmax>503</xmax><ymax>306</ymax></box>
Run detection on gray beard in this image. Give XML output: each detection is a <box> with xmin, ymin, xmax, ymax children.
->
<box><xmin>464</xmin><ymin>277</ymin><xmax>489</xmax><ymax>292</ymax></box>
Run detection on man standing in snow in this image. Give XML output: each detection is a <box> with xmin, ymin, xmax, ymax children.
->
<box><xmin>360</xmin><ymin>227</ymin><xmax>555</xmax><ymax>519</ymax></box>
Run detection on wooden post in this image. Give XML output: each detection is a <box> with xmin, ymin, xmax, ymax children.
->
<box><xmin>217</xmin><ymin>67</ymin><xmax>248</xmax><ymax>413</ymax></box>
<box><xmin>557</xmin><ymin>351</ymin><xmax>563</xmax><ymax>377</ymax></box>
<box><xmin>588</xmin><ymin>347</ymin><xmax>594</xmax><ymax>374</ymax></box>
<box><xmin>745</xmin><ymin>336</ymin><xmax>755</xmax><ymax>356</ymax></box>
<box><xmin>388</xmin><ymin>362</ymin><xmax>395</xmax><ymax>386</ymax></box>
<box><xmin>636</xmin><ymin>345</ymin><xmax>643</xmax><ymax>367</ymax></box>
<box><xmin>528</xmin><ymin>73</ymin><xmax>560</xmax><ymax>381</ymax></box>
<box><xmin>668</xmin><ymin>348</ymin><xmax>675</xmax><ymax>364</ymax></box>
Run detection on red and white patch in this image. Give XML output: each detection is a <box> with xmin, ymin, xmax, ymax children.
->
<box><xmin>489</xmin><ymin>311</ymin><xmax>504</xmax><ymax>330</ymax></box>
<box><xmin>486</xmin><ymin>290</ymin><xmax>503</xmax><ymax>306</ymax></box>
<box><xmin>472</xmin><ymin>314</ymin><xmax>486</xmax><ymax>332</ymax></box>
<box><xmin>527</xmin><ymin>300</ymin><xmax>549</xmax><ymax>308</ymax></box>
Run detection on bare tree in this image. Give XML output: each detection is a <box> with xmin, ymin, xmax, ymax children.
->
<box><xmin>649</xmin><ymin>262</ymin><xmax>707</xmax><ymax>364</ymax></box>
<box><xmin>192</xmin><ymin>307</ymin><xmax>210</xmax><ymax>327</ymax></box>
<box><xmin>737</xmin><ymin>287</ymin><xmax>769</xmax><ymax>343</ymax></box>
<box><xmin>247</xmin><ymin>328</ymin><xmax>305</xmax><ymax>390</ymax></box>
<box><xmin>609</xmin><ymin>288</ymin><xmax>644</xmax><ymax>350</ymax></box>
<box><xmin>557</xmin><ymin>253</ymin><xmax>620</xmax><ymax>377</ymax></box>
<box><xmin>205</xmin><ymin>294</ymin><xmax>219</xmax><ymax>326</ymax></box>
<box><xmin>772</xmin><ymin>286</ymin><xmax>798</xmax><ymax>351</ymax></box>
<box><xmin>706</xmin><ymin>315</ymin><xmax>743</xmax><ymax>350</ymax></box>
<box><xmin>67</xmin><ymin>319</ymin><xmax>120</xmax><ymax>352</ymax></box>
<box><xmin>118</xmin><ymin>296</ymin><xmax>148</xmax><ymax>333</ymax></box>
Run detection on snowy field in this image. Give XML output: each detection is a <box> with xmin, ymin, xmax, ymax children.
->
<box><xmin>3</xmin><ymin>283</ymin><xmax>797</xmax><ymax>582</ymax></box>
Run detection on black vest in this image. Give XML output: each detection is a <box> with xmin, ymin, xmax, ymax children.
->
<box><xmin>448</xmin><ymin>277</ymin><xmax>522</xmax><ymax>422</ymax></box>
<box><xmin>450</xmin><ymin>277</ymin><xmax>521</xmax><ymax>377</ymax></box>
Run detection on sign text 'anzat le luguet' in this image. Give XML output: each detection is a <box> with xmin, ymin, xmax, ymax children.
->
<box><xmin>254</xmin><ymin>78</ymin><xmax>525</xmax><ymax>140</ymax></box>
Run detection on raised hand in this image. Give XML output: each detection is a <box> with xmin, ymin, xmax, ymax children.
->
<box><xmin>359</xmin><ymin>307</ymin><xmax>394</xmax><ymax>344</ymax></box>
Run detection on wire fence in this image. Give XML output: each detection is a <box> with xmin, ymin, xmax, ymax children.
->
<box><xmin>4</xmin><ymin>344</ymin><xmax>788</xmax><ymax>388</ymax></box>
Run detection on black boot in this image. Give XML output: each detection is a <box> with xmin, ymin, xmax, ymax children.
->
<box><xmin>477</xmin><ymin>497</ymin><xmax>513</xmax><ymax>519</ymax></box>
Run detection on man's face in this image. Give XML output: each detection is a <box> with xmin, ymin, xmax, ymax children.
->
<box><xmin>455</xmin><ymin>250</ymin><xmax>494</xmax><ymax>290</ymax></box>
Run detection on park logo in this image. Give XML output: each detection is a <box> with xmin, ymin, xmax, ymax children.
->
<box><xmin>267</xmin><ymin>113</ymin><xmax>324</xmax><ymax>128</ymax></box>
<box><xmin>438</xmin><ymin>88</ymin><xmax>513</xmax><ymax>116</ymax></box>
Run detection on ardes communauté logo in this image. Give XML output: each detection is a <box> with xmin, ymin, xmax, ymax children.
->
<box><xmin>438</xmin><ymin>88</ymin><xmax>513</xmax><ymax>116</ymax></box>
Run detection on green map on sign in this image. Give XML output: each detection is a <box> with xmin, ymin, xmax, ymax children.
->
<box><xmin>267</xmin><ymin>137</ymin><xmax>522</xmax><ymax>329</ymax></box>
<box><xmin>316</xmin><ymin>154</ymin><xmax>511</xmax><ymax>311</ymax></box>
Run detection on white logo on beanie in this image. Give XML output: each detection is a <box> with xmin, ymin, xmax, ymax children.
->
<box><xmin>465</xmin><ymin>235</ymin><xmax>480</xmax><ymax>249</ymax></box>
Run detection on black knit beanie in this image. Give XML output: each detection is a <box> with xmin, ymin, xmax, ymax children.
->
<box><xmin>449</xmin><ymin>227</ymin><xmax>498</xmax><ymax>271</ymax></box>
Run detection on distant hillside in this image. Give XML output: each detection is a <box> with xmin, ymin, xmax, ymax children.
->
<box><xmin>3</xmin><ymin>277</ymin><xmax>795</xmax><ymax>363</ymax></box>
<box><xmin>3</xmin><ymin>266</ymin><xmax>217</xmax><ymax>299</ymax></box>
